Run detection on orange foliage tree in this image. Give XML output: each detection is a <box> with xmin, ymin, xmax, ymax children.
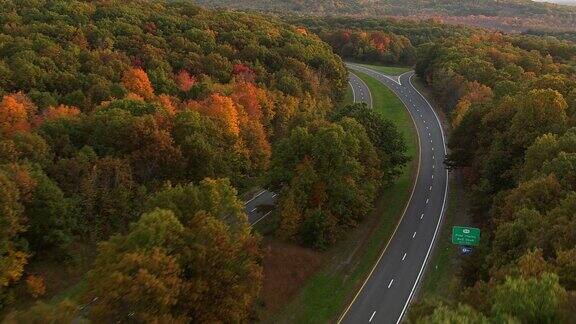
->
<box><xmin>370</xmin><ymin>31</ymin><xmax>391</xmax><ymax>54</ymax></box>
<box><xmin>34</xmin><ymin>105</ymin><xmax>80</xmax><ymax>126</ymax></box>
<box><xmin>452</xmin><ymin>81</ymin><xmax>493</xmax><ymax>128</ymax></box>
<box><xmin>26</xmin><ymin>274</ymin><xmax>46</xmax><ymax>298</ymax></box>
<box><xmin>231</xmin><ymin>82</ymin><xmax>272</xmax><ymax>170</ymax></box>
<box><xmin>122</xmin><ymin>68</ymin><xmax>155</xmax><ymax>100</ymax></box>
<box><xmin>187</xmin><ymin>93</ymin><xmax>240</xmax><ymax>136</ymax></box>
<box><xmin>0</xmin><ymin>94</ymin><xmax>32</xmax><ymax>136</ymax></box>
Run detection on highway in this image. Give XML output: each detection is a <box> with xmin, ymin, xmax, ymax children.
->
<box><xmin>349</xmin><ymin>71</ymin><xmax>373</xmax><ymax>108</ymax></box>
<box><xmin>245</xmin><ymin>189</ymin><xmax>277</xmax><ymax>225</ymax></box>
<box><xmin>339</xmin><ymin>63</ymin><xmax>449</xmax><ymax>324</ymax></box>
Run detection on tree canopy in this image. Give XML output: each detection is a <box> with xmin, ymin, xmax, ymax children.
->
<box><xmin>413</xmin><ymin>26</ymin><xmax>576</xmax><ymax>323</ymax></box>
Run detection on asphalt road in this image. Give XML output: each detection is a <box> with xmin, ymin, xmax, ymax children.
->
<box><xmin>349</xmin><ymin>71</ymin><xmax>373</xmax><ymax>108</ymax></box>
<box><xmin>339</xmin><ymin>63</ymin><xmax>449</xmax><ymax>324</ymax></box>
<box><xmin>245</xmin><ymin>189</ymin><xmax>278</xmax><ymax>225</ymax></box>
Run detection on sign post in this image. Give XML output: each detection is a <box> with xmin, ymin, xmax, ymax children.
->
<box><xmin>451</xmin><ymin>226</ymin><xmax>480</xmax><ymax>246</ymax></box>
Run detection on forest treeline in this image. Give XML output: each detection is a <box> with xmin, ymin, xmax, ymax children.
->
<box><xmin>290</xmin><ymin>17</ymin><xmax>473</xmax><ymax>66</ymax></box>
<box><xmin>0</xmin><ymin>0</ymin><xmax>408</xmax><ymax>321</ymax></box>
<box><xmin>197</xmin><ymin>0</ymin><xmax>576</xmax><ymax>32</ymax></box>
<box><xmin>412</xmin><ymin>30</ymin><xmax>576</xmax><ymax>322</ymax></box>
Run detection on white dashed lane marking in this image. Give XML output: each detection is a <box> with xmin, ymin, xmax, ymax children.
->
<box><xmin>369</xmin><ymin>311</ymin><xmax>376</xmax><ymax>322</ymax></box>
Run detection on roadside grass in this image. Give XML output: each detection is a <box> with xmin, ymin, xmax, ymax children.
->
<box><xmin>355</xmin><ymin>70</ymin><xmax>415</xmax><ymax>154</ymax></box>
<box><xmin>408</xmin><ymin>75</ymin><xmax>456</xmax><ymax>301</ymax></box>
<box><xmin>360</xmin><ymin>64</ymin><xmax>412</xmax><ymax>76</ymax></box>
<box><xmin>0</xmin><ymin>242</ymin><xmax>97</xmax><ymax>320</ymax></box>
<box><xmin>418</xmin><ymin>176</ymin><xmax>459</xmax><ymax>300</ymax></box>
<box><xmin>343</xmin><ymin>85</ymin><xmax>353</xmax><ymax>106</ymax></box>
<box><xmin>406</xmin><ymin>75</ymin><xmax>467</xmax><ymax>310</ymax></box>
<box><xmin>262</xmin><ymin>67</ymin><xmax>418</xmax><ymax>323</ymax></box>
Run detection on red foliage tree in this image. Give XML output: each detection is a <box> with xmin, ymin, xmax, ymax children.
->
<box><xmin>232</xmin><ymin>64</ymin><xmax>255</xmax><ymax>83</ymax></box>
<box><xmin>175</xmin><ymin>70</ymin><xmax>196</xmax><ymax>92</ymax></box>
<box><xmin>231</xmin><ymin>82</ymin><xmax>262</xmax><ymax>121</ymax></box>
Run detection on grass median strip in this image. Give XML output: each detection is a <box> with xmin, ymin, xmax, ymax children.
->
<box><xmin>343</xmin><ymin>85</ymin><xmax>354</xmax><ymax>106</ymax></box>
<box><xmin>265</xmin><ymin>67</ymin><xmax>418</xmax><ymax>323</ymax></box>
<box><xmin>360</xmin><ymin>64</ymin><xmax>412</xmax><ymax>76</ymax></box>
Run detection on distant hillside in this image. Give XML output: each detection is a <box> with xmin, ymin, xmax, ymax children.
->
<box><xmin>196</xmin><ymin>0</ymin><xmax>576</xmax><ymax>32</ymax></box>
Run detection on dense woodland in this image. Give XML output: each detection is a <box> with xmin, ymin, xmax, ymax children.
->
<box><xmin>412</xmin><ymin>31</ymin><xmax>576</xmax><ymax>322</ymax></box>
<box><xmin>291</xmin><ymin>17</ymin><xmax>473</xmax><ymax>66</ymax></box>
<box><xmin>2</xmin><ymin>0</ymin><xmax>576</xmax><ymax>322</ymax></box>
<box><xmin>0</xmin><ymin>0</ymin><xmax>409</xmax><ymax>321</ymax></box>
<box><xmin>197</xmin><ymin>0</ymin><xmax>576</xmax><ymax>32</ymax></box>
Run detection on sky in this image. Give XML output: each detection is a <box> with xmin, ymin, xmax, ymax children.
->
<box><xmin>533</xmin><ymin>0</ymin><xmax>576</xmax><ymax>5</ymax></box>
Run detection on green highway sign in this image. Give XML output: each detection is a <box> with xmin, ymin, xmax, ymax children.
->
<box><xmin>451</xmin><ymin>226</ymin><xmax>480</xmax><ymax>246</ymax></box>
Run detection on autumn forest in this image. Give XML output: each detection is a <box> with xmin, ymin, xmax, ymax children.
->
<box><xmin>1</xmin><ymin>0</ymin><xmax>576</xmax><ymax>323</ymax></box>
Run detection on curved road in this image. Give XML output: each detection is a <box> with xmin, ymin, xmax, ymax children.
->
<box><xmin>339</xmin><ymin>63</ymin><xmax>449</xmax><ymax>324</ymax></box>
<box><xmin>349</xmin><ymin>71</ymin><xmax>372</xmax><ymax>108</ymax></box>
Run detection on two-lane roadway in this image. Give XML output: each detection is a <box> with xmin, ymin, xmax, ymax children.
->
<box><xmin>245</xmin><ymin>189</ymin><xmax>277</xmax><ymax>225</ymax></box>
<box><xmin>340</xmin><ymin>63</ymin><xmax>449</xmax><ymax>324</ymax></box>
<box><xmin>349</xmin><ymin>71</ymin><xmax>373</xmax><ymax>108</ymax></box>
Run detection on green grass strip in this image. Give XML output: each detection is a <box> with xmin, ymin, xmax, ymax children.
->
<box><xmin>360</xmin><ymin>63</ymin><xmax>412</xmax><ymax>76</ymax></box>
<box><xmin>343</xmin><ymin>85</ymin><xmax>354</xmax><ymax>106</ymax></box>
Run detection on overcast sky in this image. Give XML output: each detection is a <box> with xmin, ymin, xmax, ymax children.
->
<box><xmin>533</xmin><ymin>0</ymin><xmax>576</xmax><ymax>5</ymax></box>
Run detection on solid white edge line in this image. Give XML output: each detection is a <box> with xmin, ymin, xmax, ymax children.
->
<box><xmin>395</xmin><ymin>73</ymin><xmax>449</xmax><ymax>324</ymax></box>
<box><xmin>346</xmin><ymin>62</ymin><xmax>401</xmax><ymax>86</ymax></box>
<box><xmin>349</xmin><ymin>80</ymin><xmax>357</xmax><ymax>104</ymax></box>
<box><xmin>349</xmin><ymin>70</ymin><xmax>373</xmax><ymax>109</ymax></box>
<box><xmin>337</xmin><ymin>67</ymin><xmax>422</xmax><ymax>324</ymax></box>
<box><xmin>244</xmin><ymin>189</ymin><xmax>266</xmax><ymax>205</ymax></box>
<box><xmin>398</xmin><ymin>70</ymin><xmax>413</xmax><ymax>86</ymax></box>
<box><xmin>250</xmin><ymin>210</ymin><xmax>272</xmax><ymax>226</ymax></box>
